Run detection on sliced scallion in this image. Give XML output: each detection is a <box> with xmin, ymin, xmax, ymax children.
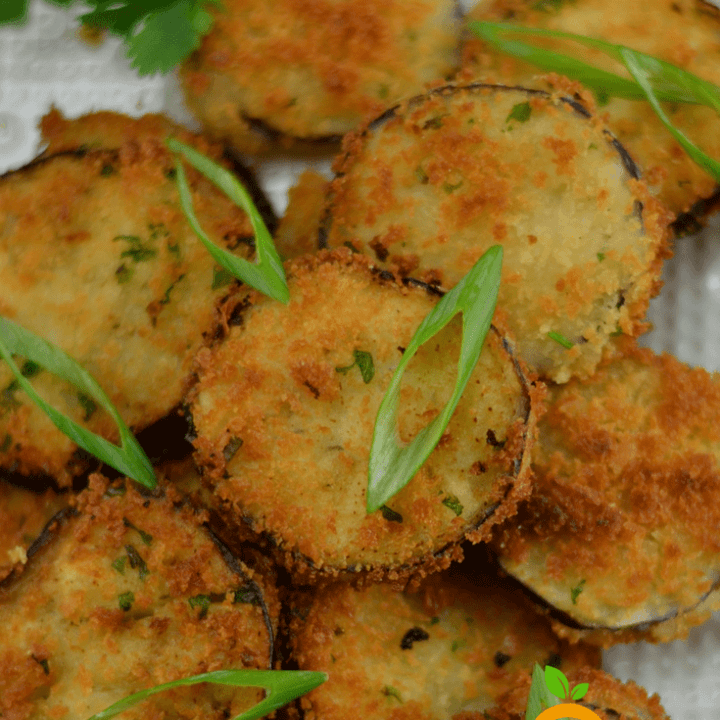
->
<box><xmin>85</xmin><ymin>669</ymin><xmax>327</xmax><ymax>720</ymax></box>
<box><xmin>0</xmin><ymin>318</ymin><xmax>155</xmax><ymax>488</ymax></box>
<box><xmin>166</xmin><ymin>138</ymin><xmax>289</xmax><ymax>304</ymax></box>
<box><xmin>366</xmin><ymin>246</ymin><xmax>502</xmax><ymax>513</ymax></box>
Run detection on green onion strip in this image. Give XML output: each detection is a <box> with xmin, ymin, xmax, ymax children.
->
<box><xmin>166</xmin><ymin>138</ymin><xmax>290</xmax><ymax>304</ymax></box>
<box><xmin>0</xmin><ymin>318</ymin><xmax>155</xmax><ymax>488</ymax></box>
<box><xmin>85</xmin><ymin>669</ymin><xmax>327</xmax><ymax>720</ymax></box>
<box><xmin>468</xmin><ymin>21</ymin><xmax>720</xmax><ymax>181</ymax></box>
<box><xmin>367</xmin><ymin>246</ymin><xmax>502</xmax><ymax>513</ymax></box>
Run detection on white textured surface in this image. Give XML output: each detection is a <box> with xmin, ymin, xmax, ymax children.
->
<box><xmin>2</xmin><ymin>3</ymin><xmax>720</xmax><ymax>718</ymax></box>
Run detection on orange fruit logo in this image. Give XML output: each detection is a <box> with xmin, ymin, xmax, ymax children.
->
<box><xmin>536</xmin><ymin>703</ymin><xmax>603</xmax><ymax>720</ymax></box>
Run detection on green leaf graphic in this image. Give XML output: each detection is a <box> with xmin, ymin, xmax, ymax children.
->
<box><xmin>571</xmin><ymin>683</ymin><xmax>589</xmax><ymax>701</ymax></box>
<box><xmin>544</xmin><ymin>665</ymin><xmax>570</xmax><ymax>701</ymax></box>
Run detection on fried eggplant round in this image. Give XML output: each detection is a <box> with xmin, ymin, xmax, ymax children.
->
<box><xmin>0</xmin><ymin>475</ymin><xmax>278</xmax><ymax>720</ymax></box>
<box><xmin>190</xmin><ymin>249</ymin><xmax>539</xmax><ymax>582</ymax></box>
<box><xmin>0</xmin><ymin>112</ymin><xmax>256</xmax><ymax>484</ymax></box>
<box><xmin>476</xmin><ymin>667</ymin><xmax>671</xmax><ymax>720</ymax></box>
<box><xmin>323</xmin><ymin>84</ymin><xmax>670</xmax><ymax>383</ymax></box>
<box><xmin>0</xmin><ymin>479</ymin><xmax>66</xmax><ymax>581</ymax></box>
<box><xmin>180</xmin><ymin>0</ymin><xmax>461</xmax><ymax>154</ymax></box>
<box><xmin>289</xmin><ymin>559</ymin><xmax>599</xmax><ymax>720</ymax></box>
<box><xmin>463</xmin><ymin>0</ymin><xmax>720</xmax><ymax>222</ymax></box>
<box><xmin>492</xmin><ymin>340</ymin><xmax>720</xmax><ymax>644</ymax></box>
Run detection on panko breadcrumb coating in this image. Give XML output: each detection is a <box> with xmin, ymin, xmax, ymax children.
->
<box><xmin>492</xmin><ymin>339</ymin><xmax>720</xmax><ymax>646</ymax></box>
<box><xmin>0</xmin><ymin>475</ymin><xmax>279</xmax><ymax>720</ymax></box>
<box><xmin>190</xmin><ymin>249</ymin><xmax>540</xmax><ymax>582</ymax></box>
<box><xmin>180</xmin><ymin>0</ymin><xmax>461</xmax><ymax>154</ymax></box>
<box><xmin>323</xmin><ymin>84</ymin><xmax>671</xmax><ymax>383</ymax></box>
<box><xmin>470</xmin><ymin>667</ymin><xmax>671</xmax><ymax>720</ymax></box>
<box><xmin>0</xmin><ymin>480</ymin><xmax>65</xmax><ymax>581</ymax></box>
<box><xmin>462</xmin><ymin>0</ymin><xmax>720</xmax><ymax>221</ymax></box>
<box><xmin>290</xmin><ymin>558</ymin><xmax>599</xmax><ymax>720</ymax></box>
<box><xmin>0</xmin><ymin>111</ymin><xmax>257</xmax><ymax>484</ymax></box>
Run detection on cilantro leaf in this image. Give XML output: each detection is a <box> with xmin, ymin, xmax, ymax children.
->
<box><xmin>80</xmin><ymin>0</ymin><xmax>180</xmax><ymax>37</ymax></box>
<box><xmin>126</xmin><ymin>0</ymin><xmax>214</xmax><ymax>75</ymax></box>
<box><xmin>1</xmin><ymin>0</ymin><xmax>29</xmax><ymax>24</ymax></box>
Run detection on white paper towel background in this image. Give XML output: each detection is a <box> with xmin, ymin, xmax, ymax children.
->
<box><xmin>2</xmin><ymin>3</ymin><xmax>720</xmax><ymax>718</ymax></box>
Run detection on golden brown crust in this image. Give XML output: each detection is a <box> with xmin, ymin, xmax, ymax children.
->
<box><xmin>0</xmin><ymin>110</ymin><xmax>255</xmax><ymax>484</ymax></box>
<box><xmin>0</xmin><ymin>481</ymin><xmax>66</xmax><ymax>581</ymax></box>
<box><xmin>493</xmin><ymin>339</ymin><xmax>720</xmax><ymax>645</ymax></box>
<box><xmin>290</xmin><ymin>559</ymin><xmax>599</xmax><ymax>720</ymax></box>
<box><xmin>0</xmin><ymin>474</ymin><xmax>279</xmax><ymax>720</ymax></box>
<box><xmin>323</xmin><ymin>84</ymin><xmax>671</xmax><ymax>383</ymax></box>
<box><xmin>190</xmin><ymin>248</ymin><xmax>539</xmax><ymax>583</ymax></box>
<box><xmin>462</xmin><ymin>0</ymin><xmax>720</xmax><ymax>219</ymax></box>
<box><xmin>180</xmin><ymin>0</ymin><xmax>460</xmax><ymax>154</ymax></box>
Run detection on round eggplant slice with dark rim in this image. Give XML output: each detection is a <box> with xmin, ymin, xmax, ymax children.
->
<box><xmin>189</xmin><ymin>249</ymin><xmax>539</xmax><ymax>583</ymax></box>
<box><xmin>179</xmin><ymin>0</ymin><xmax>462</xmax><ymax>154</ymax></box>
<box><xmin>463</xmin><ymin>0</ymin><xmax>720</xmax><ymax>225</ymax></box>
<box><xmin>322</xmin><ymin>83</ymin><xmax>670</xmax><ymax>383</ymax></box>
<box><xmin>479</xmin><ymin>667</ymin><xmax>671</xmax><ymax>720</ymax></box>
<box><xmin>0</xmin><ymin>479</ymin><xmax>66</xmax><ymax>582</ymax></box>
<box><xmin>0</xmin><ymin>111</ymin><xmax>258</xmax><ymax>485</ymax></box>
<box><xmin>288</xmin><ymin>558</ymin><xmax>599</xmax><ymax>720</ymax></box>
<box><xmin>492</xmin><ymin>340</ymin><xmax>720</xmax><ymax>644</ymax></box>
<box><xmin>0</xmin><ymin>474</ymin><xmax>279</xmax><ymax>720</ymax></box>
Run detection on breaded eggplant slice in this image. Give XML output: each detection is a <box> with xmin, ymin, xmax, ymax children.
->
<box><xmin>492</xmin><ymin>340</ymin><xmax>720</xmax><ymax>645</ymax></box>
<box><xmin>463</xmin><ymin>0</ymin><xmax>720</xmax><ymax>223</ymax></box>
<box><xmin>475</xmin><ymin>667</ymin><xmax>671</xmax><ymax>720</ymax></box>
<box><xmin>0</xmin><ymin>113</ymin><xmax>257</xmax><ymax>485</ymax></box>
<box><xmin>190</xmin><ymin>249</ymin><xmax>539</xmax><ymax>582</ymax></box>
<box><xmin>289</xmin><ymin>558</ymin><xmax>599</xmax><ymax>720</ymax></box>
<box><xmin>180</xmin><ymin>0</ymin><xmax>461</xmax><ymax>154</ymax></box>
<box><xmin>0</xmin><ymin>475</ymin><xmax>278</xmax><ymax>720</ymax></box>
<box><xmin>323</xmin><ymin>83</ymin><xmax>671</xmax><ymax>383</ymax></box>
<box><xmin>0</xmin><ymin>479</ymin><xmax>65</xmax><ymax>581</ymax></box>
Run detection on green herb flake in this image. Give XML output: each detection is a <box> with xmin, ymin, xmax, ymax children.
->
<box><xmin>414</xmin><ymin>165</ymin><xmax>429</xmax><ymax>184</ymax></box>
<box><xmin>380</xmin><ymin>505</ymin><xmax>403</xmax><ymax>523</ymax></box>
<box><xmin>77</xmin><ymin>392</ymin><xmax>97</xmax><ymax>421</ymax></box>
<box><xmin>335</xmin><ymin>349</ymin><xmax>375</xmax><ymax>384</ymax></box>
<box><xmin>223</xmin><ymin>436</ymin><xmax>243</xmax><ymax>462</ymax></box>
<box><xmin>233</xmin><ymin>585</ymin><xmax>260</xmax><ymax>606</ymax></box>
<box><xmin>570</xmin><ymin>579</ymin><xmax>586</xmax><ymax>604</ymax></box>
<box><xmin>597</xmin><ymin>252</ymin><xmax>606</xmax><ymax>262</ymax></box>
<box><xmin>506</xmin><ymin>102</ymin><xmax>532</xmax><ymax>124</ymax></box>
<box><xmin>159</xmin><ymin>273</ymin><xmax>186</xmax><ymax>306</ymax></box>
<box><xmin>188</xmin><ymin>594</ymin><xmax>212</xmax><ymax>619</ymax></box>
<box><xmin>123</xmin><ymin>518</ymin><xmax>153</xmax><ymax>546</ymax></box>
<box><xmin>451</xmin><ymin>639</ymin><xmax>466</xmax><ymax>653</ymax></box>
<box><xmin>118</xmin><ymin>591</ymin><xmax>135</xmax><ymax>611</ymax></box>
<box><xmin>113</xmin><ymin>235</ymin><xmax>157</xmax><ymax>263</ymax></box>
<box><xmin>104</xmin><ymin>485</ymin><xmax>127</xmax><ymax>498</ymax></box>
<box><xmin>430</xmin><ymin>616</ymin><xmax>440</xmax><ymax>625</ymax></box>
<box><xmin>0</xmin><ymin>434</ymin><xmax>11</xmax><ymax>452</ymax></box>
<box><xmin>125</xmin><ymin>544</ymin><xmax>149</xmax><ymax>580</ymax></box>
<box><xmin>112</xmin><ymin>556</ymin><xmax>127</xmax><ymax>575</ymax></box>
<box><xmin>100</xmin><ymin>163</ymin><xmax>115</xmax><ymax>177</ymax></box>
<box><xmin>442</xmin><ymin>180</ymin><xmax>463</xmax><ymax>194</ymax></box>
<box><xmin>382</xmin><ymin>686</ymin><xmax>403</xmax><ymax>702</ymax></box>
<box><xmin>20</xmin><ymin>360</ymin><xmax>41</xmax><ymax>378</ymax></box>
<box><xmin>115</xmin><ymin>264</ymin><xmax>133</xmax><ymax>284</ymax></box>
<box><xmin>547</xmin><ymin>331</ymin><xmax>574</xmax><ymax>349</ymax></box>
<box><xmin>212</xmin><ymin>265</ymin><xmax>235</xmax><ymax>290</ymax></box>
<box><xmin>611</xmin><ymin>326</ymin><xmax>624</xmax><ymax>337</ymax></box>
<box><xmin>441</xmin><ymin>494</ymin><xmax>464</xmax><ymax>516</ymax></box>
<box><xmin>378</xmin><ymin>83</ymin><xmax>390</xmax><ymax>99</ymax></box>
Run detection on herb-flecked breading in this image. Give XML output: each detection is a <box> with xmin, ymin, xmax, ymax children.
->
<box><xmin>0</xmin><ymin>475</ymin><xmax>279</xmax><ymax>720</ymax></box>
<box><xmin>322</xmin><ymin>83</ymin><xmax>671</xmax><ymax>384</ymax></box>
<box><xmin>0</xmin><ymin>110</ymin><xmax>258</xmax><ymax>485</ymax></box>
<box><xmin>289</xmin><ymin>558</ymin><xmax>599</xmax><ymax>720</ymax></box>
<box><xmin>463</xmin><ymin>0</ymin><xmax>720</xmax><ymax>222</ymax></box>
<box><xmin>179</xmin><ymin>0</ymin><xmax>461</xmax><ymax>154</ymax></box>
<box><xmin>492</xmin><ymin>339</ymin><xmax>720</xmax><ymax>646</ymax></box>
<box><xmin>189</xmin><ymin>248</ymin><xmax>540</xmax><ymax>583</ymax></box>
<box><xmin>475</xmin><ymin>667</ymin><xmax>671</xmax><ymax>720</ymax></box>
